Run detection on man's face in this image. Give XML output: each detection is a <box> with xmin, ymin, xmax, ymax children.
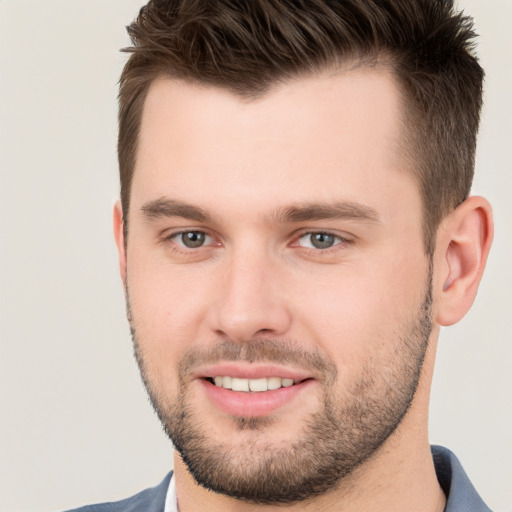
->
<box><xmin>122</xmin><ymin>69</ymin><xmax>433</xmax><ymax>503</ymax></box>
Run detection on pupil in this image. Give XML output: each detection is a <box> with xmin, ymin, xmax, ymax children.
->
<box><xmin>183</xmin><ymin>232</ymin><xmax>205</xmax><ymax>248</ymax></box>
<box><xmin>311</xmin><ymin>233</ymin><xmax>334</xmax><ymax>249</ymax></box>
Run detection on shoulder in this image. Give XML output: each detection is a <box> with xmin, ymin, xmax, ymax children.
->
<box><xmin>431</xmin><ymin>446</ymin><xmax>492</xmax><ymax>512</ymax></box>
<box><xmin>63</xmin><ymin>471</ymin><xmax>173</xmax><ymax>512</ymax></box>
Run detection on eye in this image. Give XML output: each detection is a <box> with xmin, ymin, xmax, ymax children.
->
<box><xmin>172</xmin><ymin>231</ymin><xmax>212</xmax><ymax>249</ymax></box>
<box><xmin>297</xmin><ymin>232</ymin><xmax>343</xmax><ymax>250</ymax></box>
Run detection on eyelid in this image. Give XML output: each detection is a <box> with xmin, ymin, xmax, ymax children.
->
<box><xmin>291</xmin><ymin>229</ymin><xmax>355</xmax><ymax>251</ymax></box>
<box><xmin>160</xmin><ymin>227</ymin><xmax>353</xmax><ymax>251</ymax></box>
<box><xmin>295</xmin><ymin>229</ymin><xmax>350</xmax><ymax>241</ymax></box>
<box><xmin>172</xmin><ymin>230</ymin><xmax>211</xmax><ymax>247</ymax></box>
<box><xmin>302</xmin><ymin>232</ymin><xmax>340</xmax><ymax>245</ymax></box>
<box><xmin>162</xmin><ymin>228</ymin><xmax>220</xmax><ymax>250</ymax></box>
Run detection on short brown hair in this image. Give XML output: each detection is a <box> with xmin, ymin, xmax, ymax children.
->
<box><xmin>118</xmin><ymin>0</ymin><xmax>484</xmax><ymax>253</ymax></box>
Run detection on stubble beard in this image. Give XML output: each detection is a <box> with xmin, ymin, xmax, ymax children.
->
<box><xmin>128</xmin><ymin>270</ymin><xmax>433</xmax><ymax>505</ymax></box>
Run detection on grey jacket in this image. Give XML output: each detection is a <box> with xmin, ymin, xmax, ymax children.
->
<box><xmin>65</xmin><ymin>445</ymin><xmax>492</xmax><ymax>512</ymax></box>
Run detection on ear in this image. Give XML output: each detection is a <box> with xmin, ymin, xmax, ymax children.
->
<box><xmin>113</xmin><ymin>200</ymin><xmax>127</xmax><ymax>284</ymax></box>
<box><xmin>435</xmin><ymin>196</ymin><xmax>493</xmax><ymax>326</ymax></box>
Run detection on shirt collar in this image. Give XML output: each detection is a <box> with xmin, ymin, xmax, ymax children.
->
<box><xmin>164</xmin><ymin>472</ymin><xmax>178</xmax><ymax>512</ymax></box>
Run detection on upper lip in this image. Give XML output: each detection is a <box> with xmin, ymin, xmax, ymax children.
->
<box><xmin>193</xmin><ymin>363</ymin><xmax>313</xmax><ymax>381</ymax></box>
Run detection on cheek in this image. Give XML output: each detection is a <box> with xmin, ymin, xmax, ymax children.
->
<box><xmin>293</xmin><ymin>251</ymin><xmax>428</xmax><ymax>366</ymax></box>
<box><xmin>126</xmin><ymin>255</ymin><xmax>217</xmax><ymax>384</ymax></box>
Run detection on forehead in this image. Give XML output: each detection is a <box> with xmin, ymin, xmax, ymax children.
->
<box><xmin>132</xmin><ymin>68</ymin><xmax>418</xmax><ymax>221</ymax></box>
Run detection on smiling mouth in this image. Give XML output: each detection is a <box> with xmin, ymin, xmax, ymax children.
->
<box><xmin>205</xmin><ymin>376</ymin><xmax>307</xmax><ymax>392</ymax></box>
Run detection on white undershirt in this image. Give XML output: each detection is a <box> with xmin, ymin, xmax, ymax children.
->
<box><xmin>164</xmin><ymin>473</ymin><xmax>178</xmax><ymax>512</ymax></box>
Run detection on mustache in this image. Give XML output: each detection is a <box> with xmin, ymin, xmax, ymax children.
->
<box><xmin>178</xmin><ymin>339</ymin><xmax>337</xmax><ymax>378</ymax></box>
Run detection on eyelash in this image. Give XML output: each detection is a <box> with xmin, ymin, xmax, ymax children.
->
<box><xmin>293</xmin><ymin>231</ymin><xmax>352</xmax><ymax>251</ymax></box>
<box><xmin>166</xmin><ymin>230</ymin><xmax>217</xmax><ymax>251</ymax></box>
<box><xmin>163</xmin><ymin>229</ymin><xmax>353</xmax><ymax>255</ymax></box>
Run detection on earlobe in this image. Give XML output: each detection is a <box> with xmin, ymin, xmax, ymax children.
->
<box><xmin>435</xmin><ymin>196</ymin><xmax>493</xmax><ymax>326</ymax></box>
<box><xmin>113</xmin><ymin>201</ymin><xmax>127</xmax><ymax>283</ymax></box>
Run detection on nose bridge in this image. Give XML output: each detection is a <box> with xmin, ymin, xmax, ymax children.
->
<box><xmin>209</xmin><ymin>242</ymin><xmax>291</xmax><ymax>342</ymax></box>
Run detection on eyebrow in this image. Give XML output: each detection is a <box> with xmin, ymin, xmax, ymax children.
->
<box><xmin>140</xmin><ymin>197</ymin><xmax>379</xmax><ymax>225</ymax></box>
<box><xmin>141</xmin><ymin>197</ymin><xmax>210</xmax><ymax>222</ymax></box>
<box><xmin>272</xmin><ymin>202</ymin><xmax>380</xmax><ymax>224</ymax></box>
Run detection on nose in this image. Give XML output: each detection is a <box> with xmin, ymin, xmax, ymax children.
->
<box><xmin>208</xmin><ymin>248</ymin><xmax>292</xmax><ymax>342</ymax></box>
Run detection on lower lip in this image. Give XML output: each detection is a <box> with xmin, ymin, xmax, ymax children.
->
<box><xmin>201</xmin><ymin>379</ymin><xmax>313</xmax><ymax>417</ymax></box>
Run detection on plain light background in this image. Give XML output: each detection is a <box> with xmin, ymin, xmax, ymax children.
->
<box><xmin>0</xmin><ymin>1</ymin><xmax>510</xmax><ymax>511</ymax></box>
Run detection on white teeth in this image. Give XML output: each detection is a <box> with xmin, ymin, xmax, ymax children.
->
<box><xmin>248</xmin><ymin>378</ymin><xmax>267</xmax><ymax>392</ymax></box>
<box><xmin>232</xmin><ymin>377</ymin><xmax>249</xmax><ymax>392</ymax></box>
<box><xmin>211</xmin><ymin>376</ymin><xmax>298</xmax><ymax>392</ymax></box>
<box><xmin>222</xmin><ymin>376</ymin><xmax>232</xmax><ymax>389</ymax></box>
<box><xmin>267</xmin><ymin>377</ymin><xmax>282</xmax><ymax>390</ymax></box>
